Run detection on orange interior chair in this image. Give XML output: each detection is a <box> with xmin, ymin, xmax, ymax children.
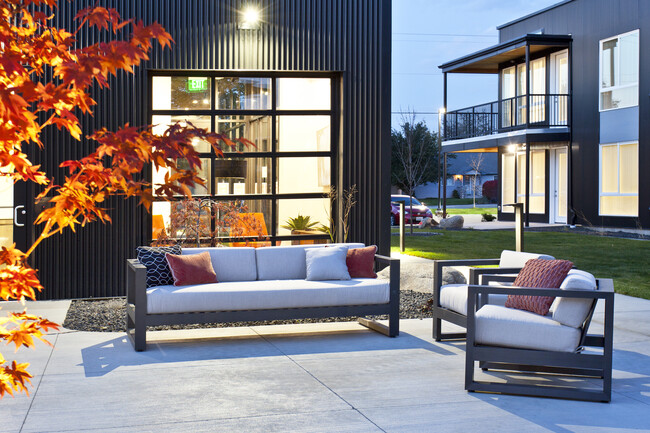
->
<box><xmin>152</xmin><ymin>215</ymin><xmax>165</xmax><ymax>240</ymax></box>
<box><xmin>229</xmin><ymin>212</ymin><xmax>272</xmax><ymax>248</ymax></box>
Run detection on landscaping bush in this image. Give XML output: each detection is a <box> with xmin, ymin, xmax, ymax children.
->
<box><xmin>482</xmin><ymin>180</ymin><xmax>498</xmax><ymax>202</ymax></box>
<box><xmin>452</xmin><ymin>189</ymin><xmax>461</xmax><ymax>199</ymax></box>
<box><xmin>481</xmin><ymin>213</ymin><xmax>496</xmax><ymax>222</ymax></box>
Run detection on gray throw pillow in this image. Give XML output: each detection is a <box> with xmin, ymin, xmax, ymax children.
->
<box><xmin>305</xmin><ymin>246</ymin><xmax>351</xmax><ymax>281</ymax></box>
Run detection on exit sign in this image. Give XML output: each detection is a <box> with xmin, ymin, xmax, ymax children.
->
<box><xmin>187</xmin><ymin>77</ymin><xmax>208</xmax><ymax>92</ymax></box>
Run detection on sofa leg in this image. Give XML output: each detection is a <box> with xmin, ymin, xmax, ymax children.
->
<box><xmin>127</xmin><ymin>310</ymin><xmax>146</xmax><ymax>351</ymax></box>
<box><xmin>433</xmin><ymin>318</ymin><xmax>442</xmax><ymax>341</ymax></box>
<box><xmin>389</xmin><ymin>313</ymin><xmax>399</xmax><ymax>337</ymax></box>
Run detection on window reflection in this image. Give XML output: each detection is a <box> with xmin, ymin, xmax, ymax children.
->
<box><xmin>152</xmin><ymin>76</ymin><xmax>211</xmax><ymax>110</ymax></box>
<box><xmin>216</xmin><ymin>77</ymin><xmax>271</xmax><ymax>110</ymax></box>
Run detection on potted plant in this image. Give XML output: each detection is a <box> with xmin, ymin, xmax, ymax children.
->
<box><xmin>282</xmin><ymin>214</ymin><xmax>325</xmax><ymax>245</ymax></box>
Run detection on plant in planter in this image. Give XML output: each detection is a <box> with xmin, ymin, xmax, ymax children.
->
<box><xmin>281</xmin><ymin>214</ymin><xmax>320</xmax><ymax>233</ymax></box>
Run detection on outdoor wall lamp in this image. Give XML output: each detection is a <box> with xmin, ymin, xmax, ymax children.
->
<box><xmin>239</xmin><ymin>6</ymin><xmax>261</xmax><ymax>30</ymax></box>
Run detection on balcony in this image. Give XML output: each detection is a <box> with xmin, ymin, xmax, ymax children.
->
<box><xmin>442</xmin><ymin>93</ymin><xmax>570</xmax><ymax>141</ymax></box>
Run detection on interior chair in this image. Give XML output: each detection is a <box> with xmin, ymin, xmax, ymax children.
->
<box><xmin>432</xmin><ymin>250</ymin><xmax>554</xmax><ymax>341</ymax></box>
<box><xmin>464</xmin><ymin>273</ymin><xmax>614</xmax><ymax>402</ymax></box>
<box><xmin>229</xmin><ymin>212</ymin><xmax>272</xmax><ymax>247</ymax></box>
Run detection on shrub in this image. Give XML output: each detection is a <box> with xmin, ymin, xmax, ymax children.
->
<box><xmin>452</xmin><ymin>189</ymin><xmax>461</xmax><ymax>199</ymax></box>
<box><xmin>481</xmin><ymin>213</ymin><xmax>496</xmax><ymax>222</ymax></box>
<box><xmin>482</xmin><ymin>180</ymin><xmax>498</xmax><ymax>202</ymax></box>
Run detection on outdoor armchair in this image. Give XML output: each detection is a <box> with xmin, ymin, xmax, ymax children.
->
<box><xmin>432</xmin><ymin>250</ymin><xmax>554</xmax><ymax>341</ymax></box>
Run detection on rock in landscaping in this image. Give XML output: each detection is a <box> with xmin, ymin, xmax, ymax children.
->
<box><xmin>418</xmin><ymin>217</ymin><xmax>438</xmax><ymax>229</ymax></box>
<box><xmin>442</xmin><ymin>267</ymin><xmax>467</xmax><ymax>285</ymax></box>
<box><xmin>378</xmin><ymin>262</ymin><xmax>433</xmax><ymax>293</ymax></box>
<box><xmin>439</xmin><ymin>215</ymin><xmax>464</xmax><ymax>229</ymax></box>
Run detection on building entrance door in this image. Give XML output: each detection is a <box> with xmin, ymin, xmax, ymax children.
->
<box><xmin>0</xmin><ymin>177</ymin><xmax>29</xmax><ymax>253</ymax></box>
<box><xmin>551</xmin><ymin>148</ymin><xmax>568</xmax><ymax>224</ymax></box>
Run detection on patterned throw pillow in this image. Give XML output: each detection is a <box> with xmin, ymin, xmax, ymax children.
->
<box><xmin>346</xmin><ymin>245</ymin><xmax>377</xmax><ymax>278</ymax></box>
<box><xmin>505</xmin><ymin>259</ymin><xmax>573</xmax><ymax>315</ymax></box>
<box><xmin>165</xmin><ymin>252</ymin><xmax>217</xmax><ymax>286</ymax></box>
<box><xmin>136</xmin><ymin>245</ymin><xmax>182</xmax><ymax>287</ymax></box>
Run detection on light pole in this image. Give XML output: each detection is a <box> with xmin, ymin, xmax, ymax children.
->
<box><xmin>437</xmin><ymin>107</ymin><xmax>446</xmax><ymax>211</ymax></box>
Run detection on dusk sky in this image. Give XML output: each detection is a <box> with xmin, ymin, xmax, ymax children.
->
<box><xmin>392</xmin><ymin>0</ymin><xmax>561</xmax><ymax>130</ymax></box>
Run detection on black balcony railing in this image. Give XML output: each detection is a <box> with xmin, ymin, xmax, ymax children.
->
<box><xmin>443</xmin><ymin>94</ymin><xmax>570</xmax><ymax>141</ymax></box>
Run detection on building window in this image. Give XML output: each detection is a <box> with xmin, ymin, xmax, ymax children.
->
<box><xmin>600</xmin><ymin>30</ymin><xmax>639</xmax><ymax>111</ymax></box>
<box><xmin>599</xmin><ymin>142</ymin><xmax>638</xmax><ymax>216</ymax></box>
<box><xmin>150</xmin><ymin>73</ymin><xmax>336</xmax><ymax>245</ymax></box>
<box><xmin>501</xmin><ymin>149</ymin><xmax>545</xmax><ymax>214</ymax></box>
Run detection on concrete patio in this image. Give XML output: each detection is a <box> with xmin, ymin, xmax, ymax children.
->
<box><xmin>2</xmin><ymin>294</ymin><xmax>650</xmax><ymax>433</ymax></box>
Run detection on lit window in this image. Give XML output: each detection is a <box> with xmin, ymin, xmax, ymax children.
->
<box><xmin>599</xmin><ymin>142</ymin><xmax>638</xmax><ymax>216</ymax></box>
<box><xmin>600</xmin><ymin>30</ymin><xmax>639</xmax><ymax>110</ymax></box>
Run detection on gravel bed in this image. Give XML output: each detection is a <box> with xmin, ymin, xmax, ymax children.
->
<box><xmin>63</xmin><ymin>290</ymin><xmax>433</xmax><ymax>332</ymax></box>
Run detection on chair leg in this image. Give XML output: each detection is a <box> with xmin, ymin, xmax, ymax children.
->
<box><xmin>433</xmin><ymin>317</ymin><xmax>442</xmax><ymax>341</ymax></box>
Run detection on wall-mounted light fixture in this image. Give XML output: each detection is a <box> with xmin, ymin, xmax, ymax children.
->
<box><xmin>239</xmin><ymin>6</ymin><xmax>261</xmax><ymax>30</ymax></box>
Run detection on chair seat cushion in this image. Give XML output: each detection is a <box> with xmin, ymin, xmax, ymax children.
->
<box><xmin>146</xmin><ymin>278</ymin><xmax>389</xmax><ymax>314</ymax></box>
<box><xmin>475</xmin><ymin>305</ymin><xmax>581</xmax><ymax>353</ymax></box>
<box><xmin>440</xmin><ymin>284</ymin><xmax>507</xmax><ymax>316</ymax></box>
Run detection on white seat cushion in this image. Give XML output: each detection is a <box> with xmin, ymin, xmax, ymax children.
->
<box><xmin>475</xmin><ymin>304</ymin><xmax>581</xmax><ymax>353</ymax></box>
<box><xmin>551</xmin><ymin>269</ymin><xmax>598</xmax><ymax>328</ymax></box>
<box><xmin>440</xmin><ymin>284</ymin><xmax>507</xmax><ymax>315</ymax></box>
<box><xmin>182</xmin><ymin>247</ymin><xmax>257</xmax><ymax>282</ymax></box>
<box><xmin>146</xmin><ymin>278</ymin><xmax>389</xmax><ymax>314</ymax></box>
<box><xmin>498</xmin><ymin>250</ymin><xmax>554</xmax><ymax>268</ymax></box>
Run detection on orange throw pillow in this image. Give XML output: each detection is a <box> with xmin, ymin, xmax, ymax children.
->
<box><xmin>346</xmin><ymin>246</ymin><xmax>377</xmax><ymax>278</ymax></box>
<box><xmin>165</xmin><ymin>252</ymin><xmax>217</xmax><ymax>286</ymax></box>
<box><xmin>505</xmin><ymin>259</ymin><xmax>573</xmax><ymax>315</ymax></box>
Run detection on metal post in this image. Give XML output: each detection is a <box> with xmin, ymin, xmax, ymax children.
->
<box><xmin>442</xmin><ymin>153</ymin><xmax>448</xmax><ymax>218</ymax></box>
<box><xmin>437</xmin><ymin>108</ymin><xmax>445</xmax><ymax>211</ymax></box>
<box><xmin>525</xmin><ymin>141</ymin><xmax>530</xmax><ymax>227</ymax></box>
<box><xmin>504</xmin><ymin>203</ymin><xmax>524</xmax><ymax>252</ymax></box>
<box><xmin>399</xmin><ymin>202</ymin><xmax>405</xmax><ymax>252</ymax></box>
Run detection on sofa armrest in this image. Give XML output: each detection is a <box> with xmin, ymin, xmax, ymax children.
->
<box><xmin>127</xmin><ymin>259</ymin><xmax>147</xmax><ymax>313</ymax></box>
<box><xmin>468</xmin><ymin>267</ymin><xmax>522</xmax><ymax>285</ymax></box>
<box><xmin>375</xmin><ymin>254</ymin><xmax>400</xmax><ymax>300</ymax></box>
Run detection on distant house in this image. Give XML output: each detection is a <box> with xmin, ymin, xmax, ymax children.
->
<box><xmin>439</xmin><ymin>0</ymin><xmax>647</xmax><ymax>228</ymax></box>
<box><xmin>414</xmin><ymin>153</ymin><xmax>497</xmax><ymax>199</ymax></box>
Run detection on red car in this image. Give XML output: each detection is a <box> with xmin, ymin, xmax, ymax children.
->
<box><xmin>390</xmin><ymin>195</ymin><xmax>433</xmax><ymax>225</ymax></box>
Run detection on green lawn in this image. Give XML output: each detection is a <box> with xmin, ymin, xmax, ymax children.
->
<box><xmin>420</xmin><ymin>197</ymin><xmax>492</xmax><ymax>206</ymax></box>
<box><xmin>391</xmin><ymin>229</ymin><xmax>650</xmax><ymax>299</ymax></box>
<box><xmin>445</xmin><ymin>207</ymin><xmax>497</xmax><ymax>215</ymax></box>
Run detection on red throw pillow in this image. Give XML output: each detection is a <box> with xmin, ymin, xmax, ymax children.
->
<box><xmin>165</xmin><ymin>252</ymin><xmax>218</xmax><ymax>286</ymax></box>
<box><xmin>346</xmin><ymin>246</ymin><xmax>377</xmax><ymax>278</ymax></box>
<box><xmin>505</xmin><ymin>259</ymin><xmax>573</xmax><ymax>315</ymax></box>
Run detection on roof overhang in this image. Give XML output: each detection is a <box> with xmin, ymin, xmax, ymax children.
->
<box><xmin>439</xmin><ymin>34</ymin><xmax>572</xmax><ymax>74</ymax></box>
<box><xmin>441</xmin><ymin>128</ymin><xmax>570</xmax><ymax>152</ymax></box>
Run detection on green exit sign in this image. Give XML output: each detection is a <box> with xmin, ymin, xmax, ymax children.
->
<box><xmin>187</xmin><ymin>77</ymin><xmax>208</xmax><ymax>92</ymax></box>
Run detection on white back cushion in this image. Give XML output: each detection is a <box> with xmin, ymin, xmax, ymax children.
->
<box><xmin>256</xmin><ymin>247</ymin><xmax>308</xmax><ymax>280</ymax></box>
<box><xmin>551</xmin><ymin>269</ymin><xmax>597</xmax><ymax>328</ymax></box>
<box><xmin>182</xmin><ymin>247</ymin><xmax>257</xmax><ymax>282</ymax></box>
<box><xmin>499</xmin><ymin>250</ymin><xmax>554</xmax><ymax>268</ymax></box>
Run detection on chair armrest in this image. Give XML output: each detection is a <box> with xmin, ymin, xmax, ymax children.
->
<box><xmin>468</xmin><ymin>267</ymin><xmax>522</xmax><ymax>284</ymax></box>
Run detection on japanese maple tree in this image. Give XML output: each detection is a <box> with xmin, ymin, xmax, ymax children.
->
<box><xmin>0</xmin><ymin>0</ymin><xmax>250</xmax><ymax>397</ymax></box>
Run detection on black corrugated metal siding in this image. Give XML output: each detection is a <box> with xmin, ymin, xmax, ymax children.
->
<box><xmin>31</xmin><ymin>0</ymin><xmax>391</xmax><ymax>299</ymax></box>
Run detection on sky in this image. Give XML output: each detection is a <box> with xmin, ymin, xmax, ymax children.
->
<box><xmin>391</xmin><ymin>0</ymin><xmax>561</xmax><ymax>130</ymax></box>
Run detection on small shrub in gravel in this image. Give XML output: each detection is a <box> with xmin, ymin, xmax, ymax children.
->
<box><xmin>63</xmin><ymin>291</ymin><xmax>434</xmax><ymax>332</ymax></box>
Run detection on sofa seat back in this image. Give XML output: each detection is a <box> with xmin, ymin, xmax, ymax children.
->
<box><xmin>146</xmin><ymin>277</ymin><xmax>389</xmax><ymax>314</ymax></box>
<box><xmin>255</xmin><ymin>243</ymin><xmax>365</xmax><ymax>281</ymax></box>
<box><xmin>182</xmin><ymin>247</ymin><xmax>257</xmax><ymax>282</ymax></box>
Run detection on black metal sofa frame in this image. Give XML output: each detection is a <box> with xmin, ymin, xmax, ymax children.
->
<box><xmin>126</xmin><ymin>254</ymin><xmax>400</xmax><ymax>351</ymax></box>
<box><xmin>465</xmin><ymin>279</ymin><xmax>614</xmax><ymax>402</ymax></box>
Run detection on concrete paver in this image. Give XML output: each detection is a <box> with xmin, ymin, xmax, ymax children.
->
<box><xmin>0</xmin><ymin>295</ymin><xmax>649</xmax><ymax>432</ymax></box>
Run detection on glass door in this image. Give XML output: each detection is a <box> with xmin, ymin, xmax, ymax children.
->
<box><xmin>551</xmin><ymin>50</ymin><xmax>569</xmax><ymax>125</ymax></box>
<box><xmin>551</xmin><ymin>148</ymin><xmax>567</xmax><ymax>223</ymax></box>
<box><xmin>0</xmin><ymin>177</ymin><xmax>27</xmax><ymax>251</ymax></box>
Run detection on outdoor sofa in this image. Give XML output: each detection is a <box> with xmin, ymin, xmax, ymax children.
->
<box><xmin>126</xmin><ymin>243</ymin><xmax>400</xmax><ymax>351</ymax></box>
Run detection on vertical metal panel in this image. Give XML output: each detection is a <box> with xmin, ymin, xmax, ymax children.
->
<box><xmin>32</xmin><ymin>0</ymin><xmax>391</xmax><ymax>299</ymax></box>
<box><xmin>498</xmin><ymin>0</ymin><xmax>647</xmax><ymax>228</ymax></box>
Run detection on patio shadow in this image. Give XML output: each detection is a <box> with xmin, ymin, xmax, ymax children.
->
<box><xmin>79</xmin><ymin>327</ymin><xmax>453</xmax><ymax>378</ymax></box>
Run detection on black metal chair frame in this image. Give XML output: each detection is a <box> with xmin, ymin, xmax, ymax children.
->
<box><xmin>432</xmin><ymin>258</ymin><xmax>523</xmax><ymax>341</ymax></box>
<box><xmin>465</xmin><ymin>279</ymin><xmax>614</xmax><ymax>402</ymax></box>
<box><xmin>126</xmin><ymin>254</ymin><xmax>400</xmax><ymax>351</ymax></box>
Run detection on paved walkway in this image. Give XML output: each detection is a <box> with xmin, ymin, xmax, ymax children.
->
<box><xmin>2</xmin><ymin>296</ymin><xmax>650</xmax><ymax>432</ymax></box>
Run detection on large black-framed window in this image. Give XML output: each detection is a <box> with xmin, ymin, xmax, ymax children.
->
<box><xmin>148</xmin><ymin>71</ymin><xmax>339</xmax><ymax>245</ymax></box>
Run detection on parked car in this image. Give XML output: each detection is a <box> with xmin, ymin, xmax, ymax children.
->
<box><xmin>390</xmin><ymin>195</ymin><xmax>433</xmax><ymax>225</ymax></box>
